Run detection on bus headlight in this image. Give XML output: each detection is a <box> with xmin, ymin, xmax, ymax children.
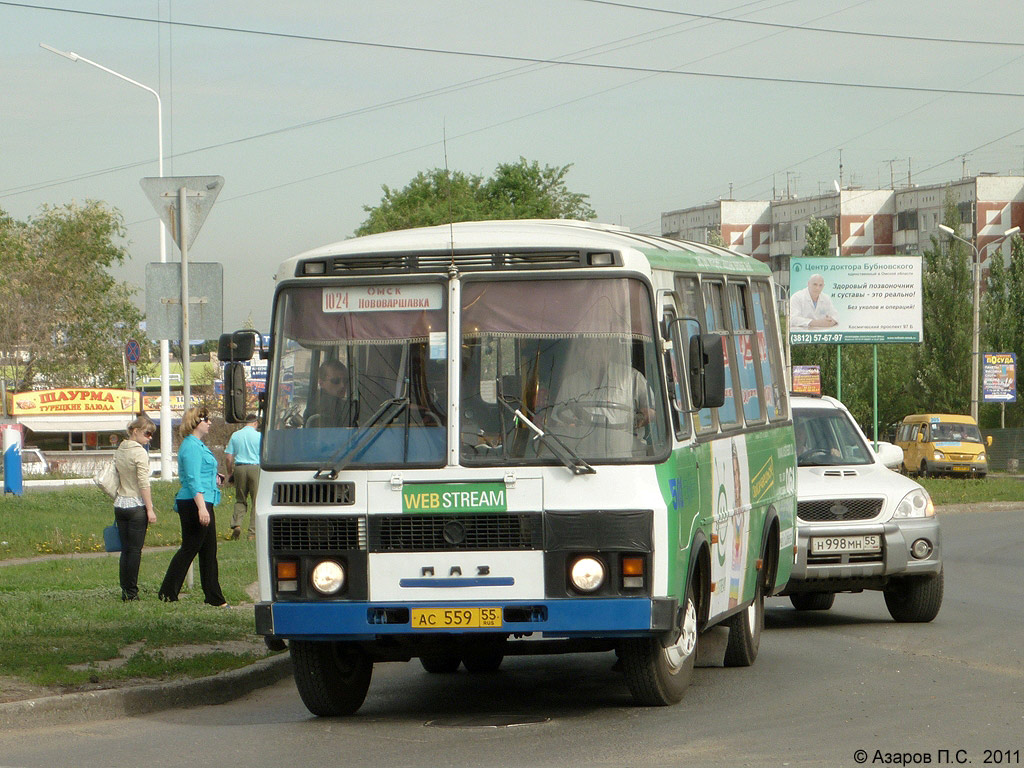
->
<box><xmin>569</xmin><ymin>556</ymin><xmax>606</xmax><ymax>593</ymax></box>
<box><xmin>311</xmin><ymin>560</ymin><xmax>346</xmax><ymax>595</ymax></box>
<box><xmin>933</xmin><ymin>451</ymin><xmax>945</xmax><ymax>460</ymax></box>
<box><xmin>894</xmin><ymin>488</ymin><xmax>934</xmax><ymax>519</ymax></box>
<box><xmin>977</xmin><ymin>452</ymin><xmax>986</xmax><ymax>462</ymax></box>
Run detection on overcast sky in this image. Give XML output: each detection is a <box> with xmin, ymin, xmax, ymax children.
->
<box><xmin>2</xmin><ymin>0</ymin><xmax>1023</xmax><ymax>330</ymax></box>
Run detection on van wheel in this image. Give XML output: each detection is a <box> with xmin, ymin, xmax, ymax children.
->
<box><xmin>789</xmin><ymin>592</ymin><xmax>835</xmax><ymax>611</ymax></box>
<box><xmin>724</xmin><ymin>579</ymin><xmax>763</xmax><ymax>667</ymax></box>
<box><xmin>620</xmin><ymin>576</ymin><xmax>698</xmax><ymax>705</ymax></box>
<box><xmin>290</xmin><ymin>641</ymin><xmax>373</xmax><ymax>716</ymax></box>
<box><xmin>884</xmin><ymin>569</ymin><xmax>944</xmax><ymax>623</ymax></box>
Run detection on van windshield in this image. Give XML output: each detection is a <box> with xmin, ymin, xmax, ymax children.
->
<box><xmin>931</xmin><ymin>422</ymin><xmax>983</xmax><ymax>443</ymax></box>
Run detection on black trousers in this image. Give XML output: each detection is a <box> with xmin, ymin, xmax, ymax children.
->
<box><xmin>159</xmin><ymin>499</ymin><xmax>227</xmax><ymax>606</ymax></box>
<box><xmin>114</xmin><ymin>504</ymin><xmax>149</xmax><ymax>600</ymax></box>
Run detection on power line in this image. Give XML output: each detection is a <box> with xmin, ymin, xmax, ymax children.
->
<box><xmin>575</xmin><ymin>0</ymin><xmax>1024</xmax><ymax>48</ymax></box>
<box><xmin>8</xmin><ymin>1</ymin><xmax>1024</xmax><ymax>99</ymax></box>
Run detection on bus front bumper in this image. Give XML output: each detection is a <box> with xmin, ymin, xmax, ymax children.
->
<box><xmin>256</xmin><ymin>597</ymin><xmax>677</xmax><ymax>640</ymax></box>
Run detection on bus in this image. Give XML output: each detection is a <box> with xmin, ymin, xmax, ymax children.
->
<box><xmin>220</xmin><ymin>219</ymin><xmax>797</xmax><ymax>716</ymax></box>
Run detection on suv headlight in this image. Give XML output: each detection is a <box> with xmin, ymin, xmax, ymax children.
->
<box><xmin>894</xmin><ymin>488</ymin><xmax>934</xmax><ymax>518</ymax></box>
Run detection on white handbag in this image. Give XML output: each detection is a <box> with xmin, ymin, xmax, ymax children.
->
<box><xmin>93</xmin><ymin>461</ymin><xmax>119</xmax><ymax>498</ymax></box>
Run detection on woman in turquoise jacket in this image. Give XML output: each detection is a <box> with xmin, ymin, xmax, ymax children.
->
<box><xmin>158</xmin><ymin>406</ymin><xmax>228</xmax><ymax>606</ymax></box>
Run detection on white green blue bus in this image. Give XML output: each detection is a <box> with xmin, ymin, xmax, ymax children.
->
<box><xmin>220</xmin><ymin>219</ymin><xmax>797</xmax><ymax>716</ymax></box>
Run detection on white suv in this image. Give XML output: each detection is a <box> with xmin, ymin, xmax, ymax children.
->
<box><xmin>784</xmin><ymin>395</ymin><xmax>943</xmax><ymax>622</ymax></box>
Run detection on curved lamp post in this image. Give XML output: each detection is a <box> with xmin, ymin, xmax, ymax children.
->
<box><xmin>938</xmin><ymin>223</ymin><xmax>1020</xmax><ymax>421</ymax></box>
<box><xmin>40</xmin><ymin>43</ymin><xmax>174</xmax><ymax>479</ymax></box>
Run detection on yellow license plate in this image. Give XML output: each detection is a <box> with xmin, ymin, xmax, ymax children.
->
<box><xmin>410</xmin><ymin>607</ymin><xmax>503</xmax><ymax>630</ymax></box>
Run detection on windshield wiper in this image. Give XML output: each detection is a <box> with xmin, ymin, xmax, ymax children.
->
<box><xmin>314</xmin><ymin>396</ymin><xmax>408</xmax><ymax>479</ymax></box>
<box><xmin>495</xmin><ymin>396</ymin><xmax>595</xmax><ymax>475</ymax></box>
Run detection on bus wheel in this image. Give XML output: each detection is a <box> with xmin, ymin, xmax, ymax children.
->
<box><xmin>420</xmin><ymin>652</ymin><xmax>462</xmax><ymax>674</ymax></box>
<box><xmin>724</xmin><ymin>578</ymin><xmax>763</xmax><ymax>667</ymax></box>
<box><xmin>620</xmin><ymin>577</ymin><xmax>698</xmax><ymax>706</ymax></box>
<box><xmin>290</xmin><ymin>640</ymin><xmax>373</xmax><ymax>716</ymax></box>
<box><xmin>884</xmin><ymin>569</ymin><xmax>944</xmax><ymax>623</ymax></box>
<box><xmin>789</xmin><ymin>592</ymin><xmax>835</xmax><ymax>611</ymax></box>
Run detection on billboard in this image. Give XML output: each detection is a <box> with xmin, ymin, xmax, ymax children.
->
<box><xmin>983</xmin><ymin>353</ymin><xmax>1017</xmax><ymax>403</ymax></box>
<box><xmin>789</xmin><ymin>256</ymin><xmax>922</xmax><ymax>345</ymax></box>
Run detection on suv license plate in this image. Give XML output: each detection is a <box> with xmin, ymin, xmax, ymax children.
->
<box><xmin>810</xmin><ymin>535</ymin><xmax>881</xmax><ymax>554</ymax></box>
<box><xmin>411</xmin><ymin>607</ymin><xmax>503</xmax><ymax>630</ymax></box>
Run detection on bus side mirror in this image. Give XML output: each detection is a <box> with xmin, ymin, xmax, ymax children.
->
<box><xmin>223</xmin><ymin>362</ymin><xmax>247</xmax><ymax>423</ymax></box>
<box><xmin>688</xmin><ymin>333</ymin><xmax>725</xmax><ymax>409</ymax></box>
<box><xmin>218</xmin><ymin>331</ymin><xmax>255</xmax><ymax>362</ymax></box>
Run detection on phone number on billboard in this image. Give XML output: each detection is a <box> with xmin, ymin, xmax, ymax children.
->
<box><xmin>791</xmin><ymin>333</ymin><xmax>844</xmax><ymax>343</ymax></box>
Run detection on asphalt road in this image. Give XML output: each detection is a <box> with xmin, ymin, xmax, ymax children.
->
<box><xmin>1</xmin><ymin>507</ymin><xmax>1021</xmax><ymax>768</ymax></box>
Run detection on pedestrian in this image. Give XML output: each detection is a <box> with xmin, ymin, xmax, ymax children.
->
<box><xmin>158</xmin><ymin>406</ymin><xmax>228</xmax><ymax>607</ymax></box>
<box><xmin>225</xmin><ymin>413</ymin><xmax>261</xmax><ymax>541</ymax></box>
<box><xmin>112</xmin><ymin>415</ymin><xmax>157</xmax><ymax>601</ymax></box>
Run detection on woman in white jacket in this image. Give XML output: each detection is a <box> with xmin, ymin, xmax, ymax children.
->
<box><xmin>113</xmin><ymin>415</ymin><xmax>157</xmax><ymax>601</ymax></box>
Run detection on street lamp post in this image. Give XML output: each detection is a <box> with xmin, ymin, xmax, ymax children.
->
<box><xmin>41</xmin><ymin>44</ymin><xmax>174</xmax><ymax>480</ymax></box>
<box><xmin>938</xmin><ymin>224</ymin><xmax>1020</xmax><ymax>421</ymax></box>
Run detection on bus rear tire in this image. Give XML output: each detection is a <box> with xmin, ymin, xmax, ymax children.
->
<box><xmin>620</xmin><ymin>577</ymin><xmax>698</xmax><ymax>706</ymax></box>
<box><xmin>724</xmin><ymin>579</ymin><xmax>763</xmax><ymax>667</ymax></box>
<box><xmin>290</xmin><ymin>640</ymin><xmax>373</xmax><ymax>716</ymax></box>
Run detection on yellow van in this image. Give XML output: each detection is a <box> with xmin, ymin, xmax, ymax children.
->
<box><xmin>895</xmin><ymin>414</ymin><xmax>990</xmax><ymax>478</ymax></box>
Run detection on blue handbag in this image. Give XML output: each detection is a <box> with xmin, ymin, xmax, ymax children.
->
<box><xmin>103</xmin><ymin>523</ymin><xmax>122</xmax><ymax>553</ymax></box>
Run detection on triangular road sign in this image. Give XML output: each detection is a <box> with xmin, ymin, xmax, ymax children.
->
<box><xmin>140</xmin><ymin>176</ymin><xmax>224</xmax><ymax>250</ymax></box>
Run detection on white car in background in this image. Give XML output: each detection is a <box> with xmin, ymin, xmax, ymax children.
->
<box><xmin>783</xmin><ymin>395</ymin><xmax>943</xmax><ymax>623</ymax></box>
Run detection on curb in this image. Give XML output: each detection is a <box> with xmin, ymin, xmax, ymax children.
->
<box><xmin>0</xmin><ymin>652</ymin><xmax>292</xmax><ymax>731</ymax></box>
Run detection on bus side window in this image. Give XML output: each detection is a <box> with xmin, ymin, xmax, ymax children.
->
<box><xmin>729</xmin><ymin>280</ymin><xmax>764</xmax><ymax>426</ymax></box>
<box><xmin>661</xmin><ymin>305</ymin><xmax>688</xmax><ymax>439</ymax></box>
<box><xmin>677</xmin><ymin>275</ymin><xmax>715</xmax><ymax>435</ymax></box>
<box><xmin>703</xmin><ymin>280</ymin><xmax>740</xmax><ymax>429</ymax></box>
<box><xmin>751</xmin><ymin>279</ymin><xmax>787</xmax><ymax>421</ymax></box>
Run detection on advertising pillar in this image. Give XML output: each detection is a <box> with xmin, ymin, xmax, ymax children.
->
<box><xmin>2</xmin><ymin>424</ymin><xmax>24</xmax><ymax>495</ymax></box>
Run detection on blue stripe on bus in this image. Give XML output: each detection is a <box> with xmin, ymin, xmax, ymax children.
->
<box><xmin>270</xmin><ymin>598</ymin><xmax>655</xmax><ymax>637</ymax></box>
<box><xmin>398</xmin><ymin>577</ymin><xmax>516</xmax><ymax>588</ymax></box>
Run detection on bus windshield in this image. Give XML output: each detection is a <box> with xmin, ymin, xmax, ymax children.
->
<box><xmin>263</xmin><ymin>282</ymin><xmax>447</xmax><ymax>468</ymax></box>
<box><xmin>459</xmin><ymin>277</ymin><xmax>668</xmax><ymax>464</ymax></box>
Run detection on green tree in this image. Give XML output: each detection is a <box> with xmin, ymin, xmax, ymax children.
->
<box><xmin>802</xmin><ymin>217</ymin><xmax>832</xmax><ymax>257</ymax></box>
<box><xmin>980</xmin><ymin>233</ymin><xmax>1024</xmax><ymax>426</ymax></box>
<box><xmin>915</xmin><ymin>190</ymin><xmax>972</xmax><ymax>414</ymax></box>
<box><xmin>706</xmin><ymin>228</ymin><xmax>725</xmax><ymax>247</ymax></box>
<box><xmin>356</xmin><ymin>157</ymin><xmax>595</xmax><ymax>235</ymax></box>
<box><xmin>0</xmin><ymin>201</ymin><xmax>146</xmax><ymax>390</ymax></box>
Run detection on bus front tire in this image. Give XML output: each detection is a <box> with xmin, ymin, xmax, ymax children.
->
<box><xmin>884</xmin><ymin>569</ymin><xmax>944</xmax><ymax>623</ymax></box>
<box><xmin>724</xmin><ymin>579</ymin><xmax>763</xmax><ymax>667</ymax></box>
<box><xmin>290</xmin><ymin>640</ymin><xmax>373</xmax><ymax>716</ymax></box>
<box><xmin>620</xmin><ymin>578</ymin><xmax>698</xmax><ymax>706</ymax></box>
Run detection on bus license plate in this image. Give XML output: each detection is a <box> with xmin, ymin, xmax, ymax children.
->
<box><xmin>411</xmin><ymin>607</ymin><xmax>503</xmax><ymax>630</ymax></box>
<box><xmin>810</xmin><ymin>535</ymin><xmax>881</xmax><ymax>554</ymax></box>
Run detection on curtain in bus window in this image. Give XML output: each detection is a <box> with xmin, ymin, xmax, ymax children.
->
<box><xmin>752</xmin><ymin>283</ymin><xmax>785</xmax><ymax>419</ymax></box>
<box><xmin>731</xmin><ymin>284</ymin><xmax>763</xmax><ymax>424</ymax></box>
<box><xmin>702</xmin><ymin>282</ymin><xmax>738</xmax><ymax>427</ymax></box>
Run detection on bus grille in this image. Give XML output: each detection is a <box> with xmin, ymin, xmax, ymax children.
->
<box><xmin>272</xmin><ymin>482</ymin><xmax>355</xmax><ymax>506</ymax></box>
<box><xmin>270</xmin><ymin>516</ymin><xmax>366</xmax><ymax>551</ymax></box>
<box><xmin>797</xmin><ymin>498</ymin><xmax>884</xmax><ymax>522</ymax></box>
<box><xmin>368</xmin><ymin>513</ymin><xmax>543</xmax><ymax>552</ymax></box>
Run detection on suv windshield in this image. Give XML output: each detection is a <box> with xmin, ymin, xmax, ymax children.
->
<box><xmin>459</xmin><ymin>277</ymin><xmax>668</xmax><ymax>465</ymax></box>
<box><xmin>263</xmin><ymin>282</ymin><xmax>447</xmax><ymax>468</ymax></box>
<box><xmin>794</xmin><ymin>406</ymin><xmax>873</xmax><ymax>466</ymax></box>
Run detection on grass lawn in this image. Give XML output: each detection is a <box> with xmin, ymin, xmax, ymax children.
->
<box><xmin>0</xmin><ymin>483</ymin><xmax>264</xmax><ymax>692</ymax></box>
<box><xmin>917</xmin><ymin>474</ymin><xmax>1024</xmax><ymax>505</ymax></box>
